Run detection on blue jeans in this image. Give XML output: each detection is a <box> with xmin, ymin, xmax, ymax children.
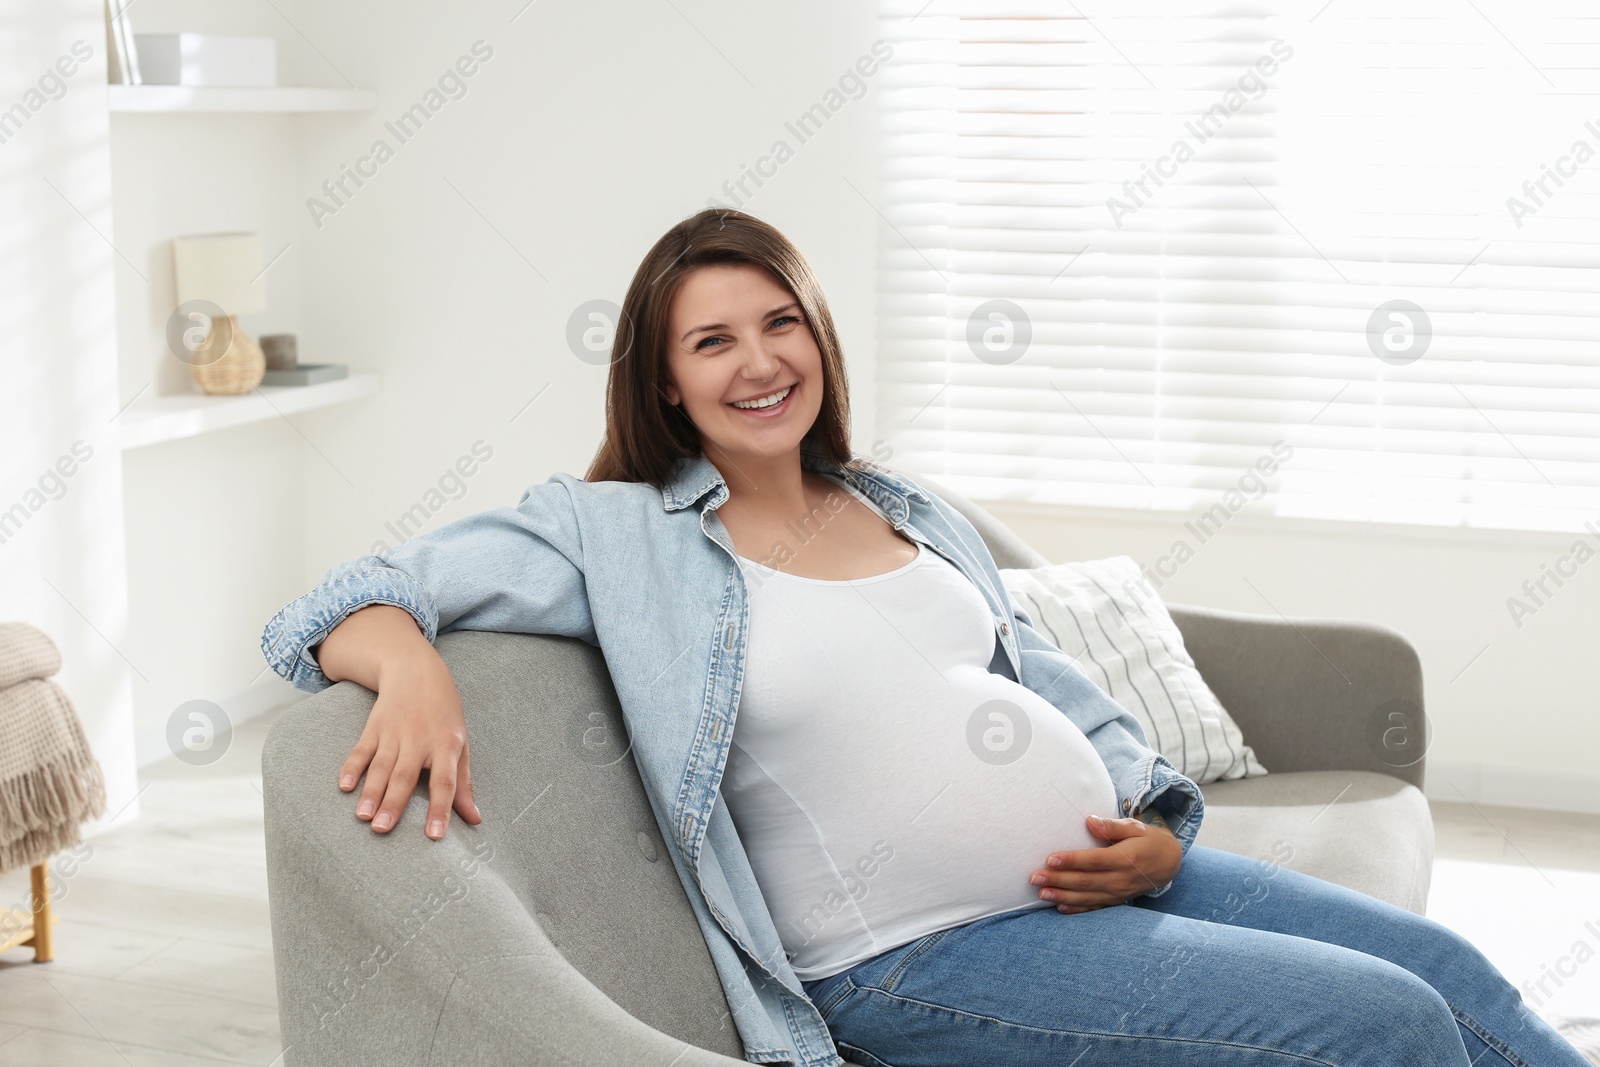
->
<box><xmin>800</xmin><ymin>844</ymin><xmax>1587</xmax><ymax>1066</ymax></box>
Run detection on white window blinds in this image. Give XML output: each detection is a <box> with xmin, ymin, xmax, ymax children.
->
<box><xmin>873</xmin><ymin>1</ymin><xmax>1600</xmax><ymax>533</ymax></box>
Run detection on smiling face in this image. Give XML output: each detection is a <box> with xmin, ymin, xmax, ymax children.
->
<box><xmin>661</xmin><ymin>262</ymin><xmax>825</xmax><ymax>467</ymax></box>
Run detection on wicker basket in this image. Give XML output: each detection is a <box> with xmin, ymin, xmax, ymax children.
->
<box><xmin>188</xmin><ymin>315</ymin><xmax>265</xmax><ymax>395</ymax></box>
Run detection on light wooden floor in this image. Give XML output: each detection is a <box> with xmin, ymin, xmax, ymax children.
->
<box><xmin>1427</xmin><ymin>798</ymin><xmax>1600</xmax><ymax>1022</ymax></box>
<box><xmin>0</xmin><ymin>708</ymin><xmax>284</xmax><ymax>1066</ymax></box>
<box><xmin>0</xmin><ymin>708</ymin><xmax>1595</xmax><ymax>1064</ymax></box>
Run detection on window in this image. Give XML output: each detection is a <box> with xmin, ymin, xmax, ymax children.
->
<box><xmin>874</xmin><ymin>1</ymin><xmax>1600</xmax><ymax>533</ymax></box>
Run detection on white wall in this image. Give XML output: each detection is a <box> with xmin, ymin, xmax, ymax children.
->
<box><xmin>0</xmin><ymin>2</ymin><xmax>140</xmax><ymax>829</ymax></box>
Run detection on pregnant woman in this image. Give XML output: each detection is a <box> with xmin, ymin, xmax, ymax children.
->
<box><xmin>261</xmin><ymin>209</ymin><xmax>1588</xmax><ymax>1066</ymax></box>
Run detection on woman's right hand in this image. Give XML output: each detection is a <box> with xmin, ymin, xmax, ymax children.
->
<box><xmin>339</xmin><ymin>657</ymin><xmax>483</xmax><ymax>839</ymax></box>
<box><xmin>314</xmin><ymin>604</ymin><xmax>483</xmax><ymax>840</ymax></box>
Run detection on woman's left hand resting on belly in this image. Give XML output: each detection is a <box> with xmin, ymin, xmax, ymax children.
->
<box><xmin>1028</xmin><ymin>810</ymin><xmax>1184</xmax><ymax>913</ymax></box>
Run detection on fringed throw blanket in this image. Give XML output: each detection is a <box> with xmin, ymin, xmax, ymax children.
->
<box><xmin>0</xmin><ymin>622</ymin><xmax>107</xmax><ymax>875</ymax></box>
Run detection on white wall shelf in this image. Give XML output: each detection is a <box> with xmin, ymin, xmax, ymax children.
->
<box><xmin>117</xmin><ymin>372</ymin><xmax>381</xmax><ymax>450</ymax></box>
<box><xmin>108</xmin><ymin>85</ymin><xmax>377</xmax><ymax>113</ymax></box>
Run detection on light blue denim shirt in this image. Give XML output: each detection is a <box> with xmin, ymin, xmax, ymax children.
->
<box><xmin>260</xmin><ymin>438</ymin><xmax>1205</xmax><ymax>1067</ymax></box>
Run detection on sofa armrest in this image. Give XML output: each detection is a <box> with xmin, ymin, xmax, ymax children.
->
<box><xmin>1164</xmin><ymin>602</ymin><xmax>1427</xmax><ymax>788</ymax></box>
<box><xmin>261</xmin><ymin>631</ymin><xmax>753</xmax><ymax>1067</ymax></box>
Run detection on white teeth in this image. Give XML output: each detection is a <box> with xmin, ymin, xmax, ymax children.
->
<box><xmin>731</xmin><ymin>385</ymin><xmax>792</xmax><ymax>410</ymax></box>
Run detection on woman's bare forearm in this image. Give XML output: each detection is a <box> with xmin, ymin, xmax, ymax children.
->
<box><xmin>314</xmin><ymin>604</ymin><xmax>443</xmax><ymax>689</ymax></box>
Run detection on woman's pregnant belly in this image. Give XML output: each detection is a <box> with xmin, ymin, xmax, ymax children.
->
<box><xmin>721</xmin><ymin>662</ymin><xmax>1123</xmax><ymax>980</ymax></box>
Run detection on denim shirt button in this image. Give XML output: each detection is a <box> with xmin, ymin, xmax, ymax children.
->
<box><xmin>1000</xmin><ymin>621</ymin><xmax>1009</xmax><ymax>635</ymax></box>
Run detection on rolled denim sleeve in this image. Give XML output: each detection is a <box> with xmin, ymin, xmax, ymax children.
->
<box><xmin>1009</xmin><ymin>603</ymin><xmax>1204</xmax><ymax>898</ymax></box>
<box><xmin>260</xmin><ymin>476</ymin><xmax>596</xmax><ymax>693</ymax></box>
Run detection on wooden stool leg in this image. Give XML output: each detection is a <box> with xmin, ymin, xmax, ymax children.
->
<box><xmin>29</xmin><ymin>861</ymin><xmax>52</xmax><ymax>963</ymax></box>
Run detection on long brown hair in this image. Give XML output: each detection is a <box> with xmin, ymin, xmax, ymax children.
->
<box><xmin>583</xmin><ymin>208</ymin><xmax>863</xmax><ymax>487</ymax></box>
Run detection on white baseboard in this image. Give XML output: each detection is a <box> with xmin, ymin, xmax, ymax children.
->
<box><xmin>1425</xmin><ymin>758</ymin><xmax>1600</xmax><ymax>816</ymax></box>
<box><xmin>133</xmin><ymin>672</ymin><xmax>300</xmax><ymax>770</ymax></box>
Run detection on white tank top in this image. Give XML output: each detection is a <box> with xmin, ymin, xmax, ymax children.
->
<box><xmin>719</xmin><ymin>475</ymin><xmax>1119</xmax><ymax>981</ymax></box>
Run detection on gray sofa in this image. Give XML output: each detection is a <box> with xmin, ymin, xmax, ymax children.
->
<box><xmin>261</xmin><ymin>475</ymin><xmax>1433</xmax><ymax>1066</ymax></box>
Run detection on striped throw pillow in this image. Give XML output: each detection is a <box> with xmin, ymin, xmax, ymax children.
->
<box><xmin>1000</xmin><ymin>556</ymin><xmax>1267</xmax><ymax>785</ymax></box>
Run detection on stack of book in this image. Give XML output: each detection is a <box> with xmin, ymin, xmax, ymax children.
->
<box><xmin>104</xmin><ymin>0</ymin><xmax>141</xmax><ymax>85</ymax></box>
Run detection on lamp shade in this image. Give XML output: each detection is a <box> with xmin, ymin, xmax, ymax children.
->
<box><xmin>172</xmin><ymin>232</ymin><xmax>266</xmax><ymax>315</ymax></box>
